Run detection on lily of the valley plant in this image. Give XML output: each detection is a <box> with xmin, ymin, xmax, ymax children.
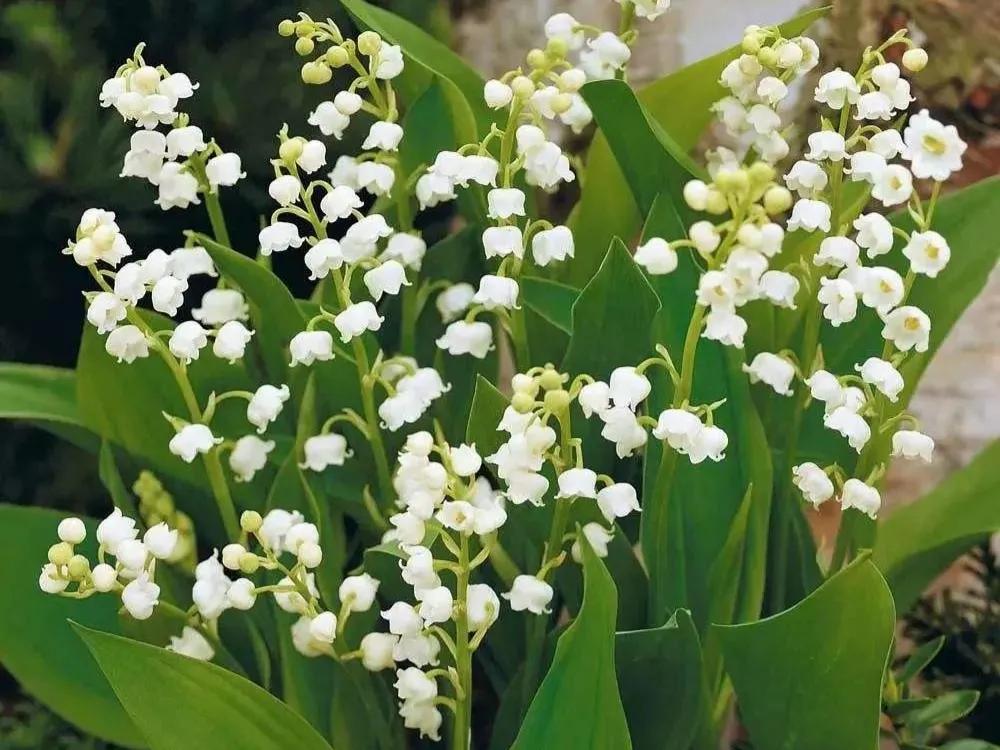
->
<box><xmin>3</xmin><ymin>1</ymin><xmax>999</xmax><ymax>749</ymax></box>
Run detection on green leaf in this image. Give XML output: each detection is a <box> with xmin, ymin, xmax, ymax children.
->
<box><xmin>75</xmin><ymin>310</ymin><xmax>264</xmax><ymax>534</ymax></box>
<box><xmin>200</xmin><ymin>235</ymin><xmax>307</xmax><ymax>386</ymax></box>
<box><xmin>75</xmin><ymin>624</ymin><xmax>333</xmax><ymax>750</ymax></box>
<box><xmin>519</xmin><ymin>276</ymin><xmax>578</xmax><ymax>335</ymax></box>
<box><xmin>716</xmin><ymin>557</ymin><xmax>895</xmax><ymax>750</ymax></box>
<box><xmin>581</xmin><ymin>78</ymin><xmax>701</xmax><ymax>218</ymax></box>
<box><xmin>897</xmin><ymin>635</ymin><xmax>945</xmax><ymax>685</ymax></box>
<box><xmin>940</xmin><ymin>741</ymin><xmax>1000</xmax><ymax>750</ymax></box>
<box><xmin>905</xmin><ymin>690</ymin><xmax>980</xmax><ymax>729</ymax></box>
<box><xmin>639</xmin><ymin>195</ymin><xmax>773</xmax><ymax>628</ymax></box>
<box><xmin>615</xmin><ymin>609</ymin><xmax>705</xmax><ymax>750</ymax></box>
<box><xmin>0</xmin><ymin>505</ymin><xmax>142</xmax><ymax>748</ymax></box>
<box><xmin>874</xmin><ymin>439</ymin><xmax>1000</xmax><ymax>613</ymax></box>
<box><xmin>0</xmin><ymin>362</ymin><xmax>97</xmax><ymax>450</ymax></box>
<box><xmin>510</xmin><ymin>538</ymin><xmax>632</xmax><ymax>750</ymax></box>
<box><xmin>98</xmin><ymin>441</ymin><xmax>142</xmax><ymax>521</ymax></box>
<box><xmin>565</xmin><ymin>7</ymin><xmax>828</xmax><ymax>287</ymax></box>
<box><xmin>562</xmin><ymin>239</ymin><xmax>660</xmax><ymax>379</ymax></box>
<box><xmin>465</xmin><ymin>375</ymin><xmax>509</xmax><ymax>459</ymax></box>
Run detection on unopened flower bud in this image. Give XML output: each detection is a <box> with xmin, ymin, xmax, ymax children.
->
<box><xmin>239</xmin><ymin>553</ymin><xmax>261</xmax><ymax>575</ymax></box>
<box><xmin>748</xmin><ymin>161</ymin><xmax>776</xmax><ymax>186</ymax></box>
<box><xmin>511</xmin><ymin>75</ymin><xmax>535</xmax><ymax>99</ymax></box>
<box><xmin>91</xmin><ymin>563</ymin><xmax>118</xmax><ymax>592</ymax></box>
<box><xmin>294</xmin><ymin>37</ymin><xmax>315</xmax><ymax>56</ymax></box>
<box><xmin>357</xmin><ymin>31</ymin><xmax>382</xmax><ymax>56</ymax></box>
<box><xmin>550</xmin><ymin>93</ymin><xmax>573</xmax><ymax>115</ymax></box>
<box><xmin>68</xmin><ymin>555</ymin><xmax>90</xmax><ymax>579</ymax></box>
<box><xmin>58</xmin><ymin>517</ymin><xmax>87</xmax><ymax>545</ymax></box>
<box><xmin>741</xmin><ymin>31</ymin><xmax>762</xmax><ymax>54</ymax></box>
<box><xmin>538</xmin><ymin>368</ymin><xmax>563</xmax><ymax>391</ymax></box>
<box><xmin>704</xmin><ymin>189</ymin><xmax>729</xmax><ymax>215</ymax></box>
<box><xmin>279</xmin><ymin>137</ymin><xmax>305</xmax><ymax>165</ymax></box>
<box><xmin>902</xmin><ymin>48</ymin><xmax>928</xmax><ymax>72</ymax></box>
<box><xmin>559</xmin><ymin>68</ymin><xmax>587</xmax><ymax>92</ymax></box>
<box><xmin>757</xmin><ymin>47</ymin><xmax>778</xmax><ymax>68</ymax></box>
<box><xmin>546</xmin><ymin>37</ymin><xmax>569</xmax><ymax>59</ymax></box>
<box><xmin>511</xmin><ymin>373</ymin><xmax>538</xmax><ymax>396</ymax></box>
<box><xmin>543</xmin><ymin>388</ymin><xmax>570</xmax><ymax>413</ymax></box>
<box><xmin>48</xmin><ymin>542</ymin><xmax>73</xmax><ymax>566</ymax></box>
<box><xmin>222</xmin><ymin>543</ymin><xmax>246</xmax><ymax>570</ymax></box>
<box><xmin>299</xmin><ymin>542</ymin><xmax>323</xmax><ymax>569</ymax></box>
<box><xmin>526</xmin><ymin>48</ymin><xmax>547</xmax><ymax>68</ymax></box>
<box><xmin>683</xmin><ymin>180</ymin><xmax>709</xmax><ymax>211</ymax></box>
<box><xmin>511</xmin><ymin>392</ymin><xmax>535</xmax><ymax>414</ymax></box>
<box><xmin>715</xmin><ymin>168</ymin><xmax>749</xmax><ymax>194</ymax></box>
<box><xmin>764</xmin><ymin>186</ymin><xmax>793</xmax><ymax>215</ymax></box>
<box><xmin>278</xmin><ymin>19</ymin><xmax>297</xmax><ymax>37</ymax></box>
<box><xmin>326</xmin><ymin>46</ymin><xmax>350</xmax><ymax>68</ymax></box>
<box><xmin>241</xmin><ymin>510</ymin><xmax>263</xmax><ymax>534</ymax></box>
<box><xmin>301</xmin><ymin>61</ymin><xmax>332</xmax><ymax>85</ymax></box>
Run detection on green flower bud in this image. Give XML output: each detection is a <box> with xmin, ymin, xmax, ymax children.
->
<box><xmin>325</xmin><ymin>46</ymin><xmax>350</xmax><ymax>68</ymax></box>
<box><xmin>538</xmin><ymin>368</ymin><xmax>563</xmax><ymax>391</ymax></box>
<box><xmin>301</xmin><ymin>61</ymin><xmax>332</xmax><ymax>85</ymax></box>
<box><xmin>763</xmin><ymin>186</ymin><xmax>793</xmax><ymax>215</ymax></box>
<box><xmin>48</xmin><ymin>542</ymin><xmax>73</xmax><ymax>566</ymax></box>
<box><xmin>550</xmin><ymin>93</ymin><xmax>574</xmax><ymax>115</ymax></box>
<box><xmin>902</xmin><ymin>48</ymin><xmax>928</xmax><ymax>73</ymax></box>
<box><xmin>279</xmin><ymin>137</ymin><xmax>305</xmax><ymax>164</ymax></box>
<box><xmin>545</xmin><ymin>37</ymin><xmax>569</xmax><ymax>59</ymax></box>
<box><xmin>741</xmin><ymin>32</ymin><xmax>762</xmax><ymax>55</ymax></box>
<box><xmin>277</xmin><ymin>19</ymin><xmax>297</xmax><ymax>37</ymax></box>
<box><xmin>748</xmin><ymin>161</ymin><xmax>776</xmax><ymax>186</ymax></box>
<box><xmin>357</xmin><ymin>31</ymin><xmax>382</xmax><ymax>56</ymax></box>
<box><xmin>241</xmin><ymin>510</ymin><xmax>263</xmax><ymax>534</ymax></box>
<box><xmin>526</xmin><ymin>49</ymin><xmax>548</xmax><ymax>69</ymax></box>
<box><xmin>511</xmin><ymin>75</ymin><xmax>536</xmax><ymax>99</ymax></box>
<box><xmin>543</xmin><ymin>388</ymin><xmax>571</xmax><ymax>414</ymax></box>
<box><xmin>757</xmin><ymin>47</ymin><xmax>778</xmax><ymax>69</ymax></box>
<box><xmin>68</xmin><ymin>554</ymin><xmax>90</xmax><ymax>579</ymax></box>
<box><xmin>239</xmin><ymin>553</ymin><xmax>261</xmax><ymax>575</ymax></box>
<box><xmin>511</xmin><ymin>392</ymin><xmax>536</xmax><ymax>414</ymax></box>
<box><xmin>704</xmin><ymin>189</ymin><xmax>729</xmax><ymax>215</ymax></box>
<box><xmin>294</xmin><ymin>37</ymin><xmax>315</xmax><ymax>56</ymax></box>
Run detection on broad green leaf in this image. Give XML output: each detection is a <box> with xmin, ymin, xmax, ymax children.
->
<box><xmin>510</xmin><ymin>539</ymin><xmax>632</xmax><ymax>750</ymax></box>
<box><xmin>940</xmin><ymin>741</ymin><xmax>1000</xmax><ymax>750</ymax></box>
<box><xmin>905</xmin><ymin>690</ymin><xmax>980</xmax><ymax>729</ymax></box>
<box><xmin>200</xmin><ymin>235</ymin><xmax>307</xmax><ymax>386</ymax></box>
<box><xmin>75</xmin><ymin>310</ymin><xmax>264</xmax><ymax>535</ymax></box>
<box><xmin>0</xmin><ymin>505</ymin><xmax>142</xmax><ymax>748</ymax></box>
<box><xmin>519</xmin><ymin>275</ymin><xmax>578</xmax><ymax>335</ymax></box>
<box><xmin>465</xmin><ymin>374</ymin><xmax>509</xmax><ymax>459</ymax></box>
<box><xmin>639</xmin><ymin>195</ymin><xmax>772</xmax><ymax>629</ymax></box>
<box><xmin>98</xmin><ymin>440</ymin><xmax>142</xmax><ymax>521</ymax></box>
<box><xmin>716</xmin><ymin>557</ymin><xmax>895</xmax><ymax>750</ymax></box>
<box><xmin>562</xmin><ymin>238</ymin><xmax>660</xmax><ymax>379</ymax></box>
<box><xmin>565</xmin><ymin>7</ymin><xmax>828</xmax><ymax>287</ymax></box>
<box><xmin>615</xmin><ymin>609</ymin><xmax>705</xmax><ymax>750</ymax></box>
<box><xmin>0</xmin><ymin>362</ymin><xmax>97</xmax><ymax>450</ymax></box>
<box><xmin>76</xmin><ymin>624</ymin><xmax>333</xmax><ymax>750</ymax></box>
<box><xmin>874</xmin><ymin>439</ymin><xmax>1000</xmax><ymax>612</ymax></box>
<box><xmin>581</xmin><ymin>78</ymin><xmax>702</xmax><ymax>218</ymax></box>
<box><xmin>275</xmin><ymin>607</ymin><xmax>334</xmax><ymax>733</ymax></box>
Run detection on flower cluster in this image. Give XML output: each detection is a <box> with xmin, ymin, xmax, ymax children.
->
<box><xmin>102</xmin><ymin>45</ymin><xmax>245</xmax><ymax>208</ymax></box>
<box><xmin>713</xmin><ymin>25</ymin><xmax>820</xmax><ymax>164</ymax></box>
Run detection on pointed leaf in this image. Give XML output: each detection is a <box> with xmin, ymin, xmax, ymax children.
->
<box><xmin>0</xmin><ymin>362</ymin><xmax>97</xmax><ymax>450</ymax></box>
<box><xmin>519</xmin><ymin>276</ymin><xmax>578</xmax><ymax>335</ymax></box>
<box><xmin>716</xmin><ymin>557</ymin><xmax>895</xmax><ymax>750</ymax></box>
<box><xmin>510</xmin><ymin>539</ymin><xmax>632</xmax><ymax>749</ymax></box>
<box><xmin>615</xmin><ymin>609</ymin><xmax>705</xmax><ymax>750</ymax></box>
<box><xmin>76</xmin><ymin>624</ymin><xmax>333</xmax><ymax>750</ymax></box>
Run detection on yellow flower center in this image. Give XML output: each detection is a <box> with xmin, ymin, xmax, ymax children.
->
<box><xmin>922</xmin><ymin>133</ymin><xmax>947</xmax><ymax>156</ymax></box>
<box><xmin>904</xmin><ymin>316</ymin><xmax>920</xmax><ymax>331</ymax></box>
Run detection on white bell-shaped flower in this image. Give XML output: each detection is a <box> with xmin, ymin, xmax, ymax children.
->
<box><xmin>364</xmin><ymin>260</ymin><xmax>410</xmax><ymax>301</ymax></box>
<box><xmin>903</xmin><ymin>109</ymin><xmax>966</xmax><ymax>181</ymax></box>
<box><xmin>205</xmin><ymin>153</ymin><xmax>245</xmax><ymax>188</ymax></box>
<box><xmin>382</xmin><ymin>601</ymin><xmax>424</xmax><ymax>637</ymax></box>
<box><xmin>334</xmin><ymin>301</ymin><xmax>384</xmax><ymax>342</ymax></box>
<box><xmin>482</xmin><ymin>226</ymin><xmax>524</xmax><ymax>259</ymax></box>
<box><xmin>840</xmin><ymin>478</ymin><xmax>881</xmax><ymax>519</ymax></box>
<box><xmin>881</xmin><ymin>306</ymin><xmax>931</xmax><ymax>352</ymax></box>
<box><xmin>596</xmin><ymin>482</ymin><xmax>640</xmax><ymax>522</ymax></box>
<box><xmin>792</xmin><ymin>462</ymin><xmax>835</xmax><ymax>507</ymax></box>
<box><xmin>96</xmin><ymin>508</ymin><xmax>138</xmax><ymax>556</ymax></box>
<box><xmin>823</xmin><ymin>407</ymin><xmax>871</xmax><ymax>452</ymax></box>
<box><xmin>259</xmin><ymin>221</ymin><xmax>305</xmax><ymax>255</ymax></box>
<box><xmin>436</xmin><ymin>320</ymin><xmax>492</xmax><ymax>359</ymax></box>
<box><xmin>363</xmin><ymin>121</ymin><xmax>404</xmax><ymax>151</ymax></box>
<box><xmin>121</xmin><ymin>573</ymin><xmax>160</xmax><ymax>620</ymax></box>
<box><xmin>555</xmin><ymin>468</ymin><xmax>598</xmax><ymax>499</ymax></box>
<box><xmin>857</xmin><ymin>357</ymin><xmax>904</xmax><ymax>402</ymax></box>
<box><xmin>486</xmin><ymin>188</ymin><xmax>526</xmax><ymax>220</ymax></box>
<box><xmin>144</xmin><ymin>522</ymin><xmax>179</xmax><ymax>560</ymax></box>
<box><xmin>193</xmin><ymin>289</ymin><xmax>249</xmax><ymax>325</ymax></box>
<box><xmin>151</xmin><ymin>275</ymin><xmax>187</xmax><ymax>317</ymax></box>
<box><xmin>571</xmin><ymin>522</ymin><xmax>613</xmax><ymax>562</ymax></box>
<box><xmin>903</xmin><ymin>231</ymin><xmax>950</xmax><ymax>278</ymax></box>
<box><xmin>87</xmin><ymin>292</ymin><xmax>127</xmax><ymax>334</ymax></box>
<box><xmin>320</xmin><ymin>185</ymin><xmax>363</xmax><ymax>222</ymax></box>
<box><xmin>503</xmin><ymin>574</ymin><xmax>553</xmax><ymax>614</ymax></box>
<box><xmin>212</xmin><ymin>320</ymin><xmax>254</xmax><ymax>363</ymax></box>
<box><xmin>247</xmin><ymin>384</ymin><xmax>290</xmax><ymax>433</ymax></box>
<box><xmin>168</xmin><ymin>321</ymin><xmax>208</xmax><ymax>364</ymax></box>
<box><xmin>300</xmin><ymin>433</ymin><xmax>350</xmax><ymax>472</ymax></box>
<box><xmin>169</xmin><ymin>423</ymin><xmax>222</xmax><ymax>463</ymax></box>
<box><xmin>105</xmin><ymin>325</ymin><xmax>150</xmax><ymax>363</ymax></box>
<box><xmin>892</xmin><ymin>430</ymin><xmax>934</xmax><ymax>463</ymax></box>
<box><xmin>229</xmin><ymin>435</ymin><xmax>275</xmax><ymax>482</ymax></box>
<box><xmin>309</xmin><ymin>101</ymin><xmax>350</xmax><ymax>139</ymax></box>
<box><xmin>268</xmin><ymin>175</ymin><xmax>301</xmax><ymax>207</ymax></box>
<box><xmin>743</xmin><ymin>352</ymin><xmax>796</xmax><ymax>396</ymax></box>
<box><xmin>289</xmin><ymin>330</ymin><xmax>335</xmax><ymax>366</ymax></box>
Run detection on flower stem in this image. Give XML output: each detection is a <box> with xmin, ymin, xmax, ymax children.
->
<box><xmin>204</xmin><ymin>191</ymin><xmax>231</xmax><ymax>247</ymax></box>
<box><xmin>452</xmin><ymin>535</ymin><xmax>472</xmax><ymax>750</ymax></box>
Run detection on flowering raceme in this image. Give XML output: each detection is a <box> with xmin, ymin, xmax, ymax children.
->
<box><xmin>21</xmin><ymin>3</ymin><xmax>992</xmax><ymax>749</ymax></box>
